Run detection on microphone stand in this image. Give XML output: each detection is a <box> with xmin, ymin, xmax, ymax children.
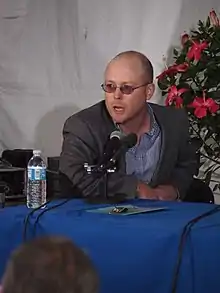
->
<box><xmin>99</xmin><ymin>161</ymin><xmax>116</xmax><ymax>200</ymax></box>
<box><xmin>83</xmin><ymin>160</ymin><xmax>125</xmax><ymax>204</ymax></box>
<box><xmin>83</xmin><ymin>136</ymin><xmax>137</xmax><ymax>204</ymax></box>
<box><xmin>84</xmin><ymin>160</ymin><xmax>116</xmax><ymax>198</ymax></box>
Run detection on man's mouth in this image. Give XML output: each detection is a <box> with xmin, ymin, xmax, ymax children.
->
<box><xmin>113</xmin><ymin>106</ymin><xmax>125</xmax><ymax>113</ymax></box>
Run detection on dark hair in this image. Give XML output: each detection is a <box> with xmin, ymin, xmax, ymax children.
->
<box><xmin>113</xmin><ymin>50</ymin><xmax>154</xmax><ymax>83</ymax></box>
<box><xmin>2</xmin><ymin>236</ymin><xmax>98</xmax><ymax>293</ymax></box>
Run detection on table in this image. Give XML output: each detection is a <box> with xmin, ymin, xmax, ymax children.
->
<box><xmin>0</xmin><ymin>199</ymin><xmax>220</xmax><ymax>293</ymax></box>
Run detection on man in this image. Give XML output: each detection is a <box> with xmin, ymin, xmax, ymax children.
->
<box><xmin>59</xmin><ymin>50</ymin><xmax>197</xmax><ymax>200</ymax></box>
<box><xmin>1</xmin><ymin>236</ymin><xmax>98</xmax><ymax>293</ymax></box>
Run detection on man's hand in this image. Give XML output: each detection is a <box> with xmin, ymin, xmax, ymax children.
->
<box><xmin>137</xmin><ymin>182</ymin><xmax>158</xmax><ymax>200</ymax></box>
<box><xmin>137</xmin><ymin>182</ymin><xmax>178</xmax><ymax>201</ymax></box>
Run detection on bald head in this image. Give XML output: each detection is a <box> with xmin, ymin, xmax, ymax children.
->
<box><xmin>103</xmin><ymin>50</ymin><xmax>156</xmax><ymax>127</ymax></box>
<box><xmin>106</xmin><ymin>51</ymin><xmax>154</xmax><ymax>83</ymax></box>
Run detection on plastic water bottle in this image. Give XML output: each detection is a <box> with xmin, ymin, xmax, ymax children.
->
<box><xmin>26</xmin><ymin>150</ymin><xmax>47</xmax><ymax>208</ymax></box>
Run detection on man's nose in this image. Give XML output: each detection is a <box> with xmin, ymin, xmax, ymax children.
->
<box><xmin>114</xmin><ymin>87</ymin><xmax>123</xmax><ymax>99</ymax></box>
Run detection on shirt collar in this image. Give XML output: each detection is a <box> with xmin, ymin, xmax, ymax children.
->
<box><xmin>114</xmin><ymin>103</ymin><xmax>158</xmax><ymax>136</ymax></box>
<box><xmin>147</xmin><ymin>104</ymin><xmax>159</xmax><ymax>137</ymax></box>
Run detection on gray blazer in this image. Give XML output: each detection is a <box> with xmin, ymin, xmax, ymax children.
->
<box><xmin>59</xmin><ymin>100</ymin><xmax>197</xmax><ymax>199</ymax></box>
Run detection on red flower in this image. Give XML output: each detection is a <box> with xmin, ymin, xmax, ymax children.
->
<box><xmin>181</xmin><ymin>33</ymin><xmax>189</xmax><ymax>46</ymax></box>
<box><xmin>157</xmin><ymin>62</ymin><xmax>189</xmax><ymax>80</ymax></box>
<box><xmin>190</xmin><ymin>96</ymin><xmax>219</xmax><ymax>118</ymax></box>
<box><xmin>187</xmin><ymin>40</ymin><xmax>208</xmax><ymax>61</ymax></box>
<box><xmin>156</xmin><ymin>65</ymin><xmax>177</xmax><ymax>80</ymax></box>
<box><xmin>165</xmin><ymin>85</ymin><xmax>188</xmax><ymax>108</ymax></box>
<box><xmin>210</xmin><ymin>9</ymin><xmax>219</xmax><ymax>26</ymax></box>
<box><xmin>175</xmin><ymin>62</ymin><xmax>189</xmax><ymax>72</ymax></box>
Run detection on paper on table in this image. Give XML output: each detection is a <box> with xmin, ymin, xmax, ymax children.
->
<box><xmin>86</xmin><ymin>204</ymin><xmax>167</xmax><ymax>216</ymax></box>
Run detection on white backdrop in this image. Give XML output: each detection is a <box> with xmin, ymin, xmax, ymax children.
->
<box><xmin>0</xmin><ymin>0</ymin><xmax>220</xmax><ymax>157</ymax></box>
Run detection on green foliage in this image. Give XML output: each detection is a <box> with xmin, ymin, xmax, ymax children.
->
<box><xmin>157</xmin><ymin>10</ymin><xmax>220</xmax><ymax>191</ymax></box>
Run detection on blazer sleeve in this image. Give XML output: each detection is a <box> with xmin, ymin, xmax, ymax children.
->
<box><xmin>59</xmin><ymin>115</ymin><xmax>138</xmax><ymax>198</ymax></box>
<box><xmin>170</xmin><ymin>111</ymin><xmax>198</xmax><ymax>199</ymax></box>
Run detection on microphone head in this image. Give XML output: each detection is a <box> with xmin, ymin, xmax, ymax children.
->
<box><xmin>99</xmin><ymin>131</ymin><xmax>137</xmax><ymax>168</ymax></box>
<box><xmin>110</xmin><ymin>130</ymin><xmax>124</xmax><ymax>140</ymax></box>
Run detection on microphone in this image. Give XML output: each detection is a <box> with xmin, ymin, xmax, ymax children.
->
<box><xmin>111</xmin><ymin>132</ymin><xmax>137</xmax><ymax>161</ymax></box>
<box><xmin>96</xmin><ymin>131</ymin><xmax>137</xmax><ymax>172</ymax></box>
<box><xmin>96</xmin><ymin>131</ymin><xmax>122</xmax><ymax>171</ymax></box>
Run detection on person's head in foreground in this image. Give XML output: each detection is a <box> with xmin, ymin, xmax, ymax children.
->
<box><xmin>1</xmin><ymin>236</ymin><xmax>98</xmax><ymax>293</ymax></box>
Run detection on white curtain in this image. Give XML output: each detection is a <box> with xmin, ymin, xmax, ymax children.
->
<box><xmin>0</xmin><ymin>0</ymin><xmax>219</xmax><ymax>156</ymax></box>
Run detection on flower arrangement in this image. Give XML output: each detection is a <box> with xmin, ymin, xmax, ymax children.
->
<box><xmin>157</xmin><ymin>9</ymin><xmax>220</xmax><ymax>190</ymax></box>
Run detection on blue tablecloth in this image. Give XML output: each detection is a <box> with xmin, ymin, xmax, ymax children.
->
<box><xmin>0</xmin><ymin>199</ymin><xmax>220</xmax><ymax>293</ymax></box>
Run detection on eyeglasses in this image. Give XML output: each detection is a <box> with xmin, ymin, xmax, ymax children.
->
<box><xmin>101</xmin><ymin>82</ymin><xmax>148</xmax><ymax>95</ymax></box>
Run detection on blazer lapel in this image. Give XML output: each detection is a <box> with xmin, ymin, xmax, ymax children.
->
<box><xmin>149</xmin><ymin>103</ymin><xmax>168</xmax><ymax>186</ymax></box>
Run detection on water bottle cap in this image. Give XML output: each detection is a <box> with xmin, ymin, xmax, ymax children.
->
<box><xmin>33</xmin><ymin>150</ymin><xmax>41</xmax><ymax>156</ymax></box>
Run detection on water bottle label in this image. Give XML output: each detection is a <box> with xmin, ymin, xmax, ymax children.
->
<box><xmin>28</xmin><ymin>167</ymin><xmax>46</xmax><ymax>180</ymax></box>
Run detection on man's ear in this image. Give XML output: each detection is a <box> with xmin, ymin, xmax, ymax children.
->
<box><xmin>145</xmin><ymin>83</ymin><xmax>155</xmax><ymax>101</ymax></box>
<box><xmin>0</xmin><ymin>285</ymin><xmax>3</xmax><ymax>293</ymax></box>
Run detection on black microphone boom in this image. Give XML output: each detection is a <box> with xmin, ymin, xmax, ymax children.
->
<box><xmin>96</xmin><ymin>131</ymin><xmax>137</xmax><ymax>172</ymax></box>
<box><xmin>111</xmin><ymin>133</ymin><xmax>137</xmax><ymax>162</ymax></box>
<box><xmin>96</xmin><ymin>131</ymin><xmax>122</xmax><ymax>171</ymax></box>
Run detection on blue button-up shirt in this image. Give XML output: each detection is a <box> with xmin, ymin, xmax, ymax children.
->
<box><xmin>125</xmin><ymin>105</ymin><xmax>161</xmax><ymax>184</ymax></box>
